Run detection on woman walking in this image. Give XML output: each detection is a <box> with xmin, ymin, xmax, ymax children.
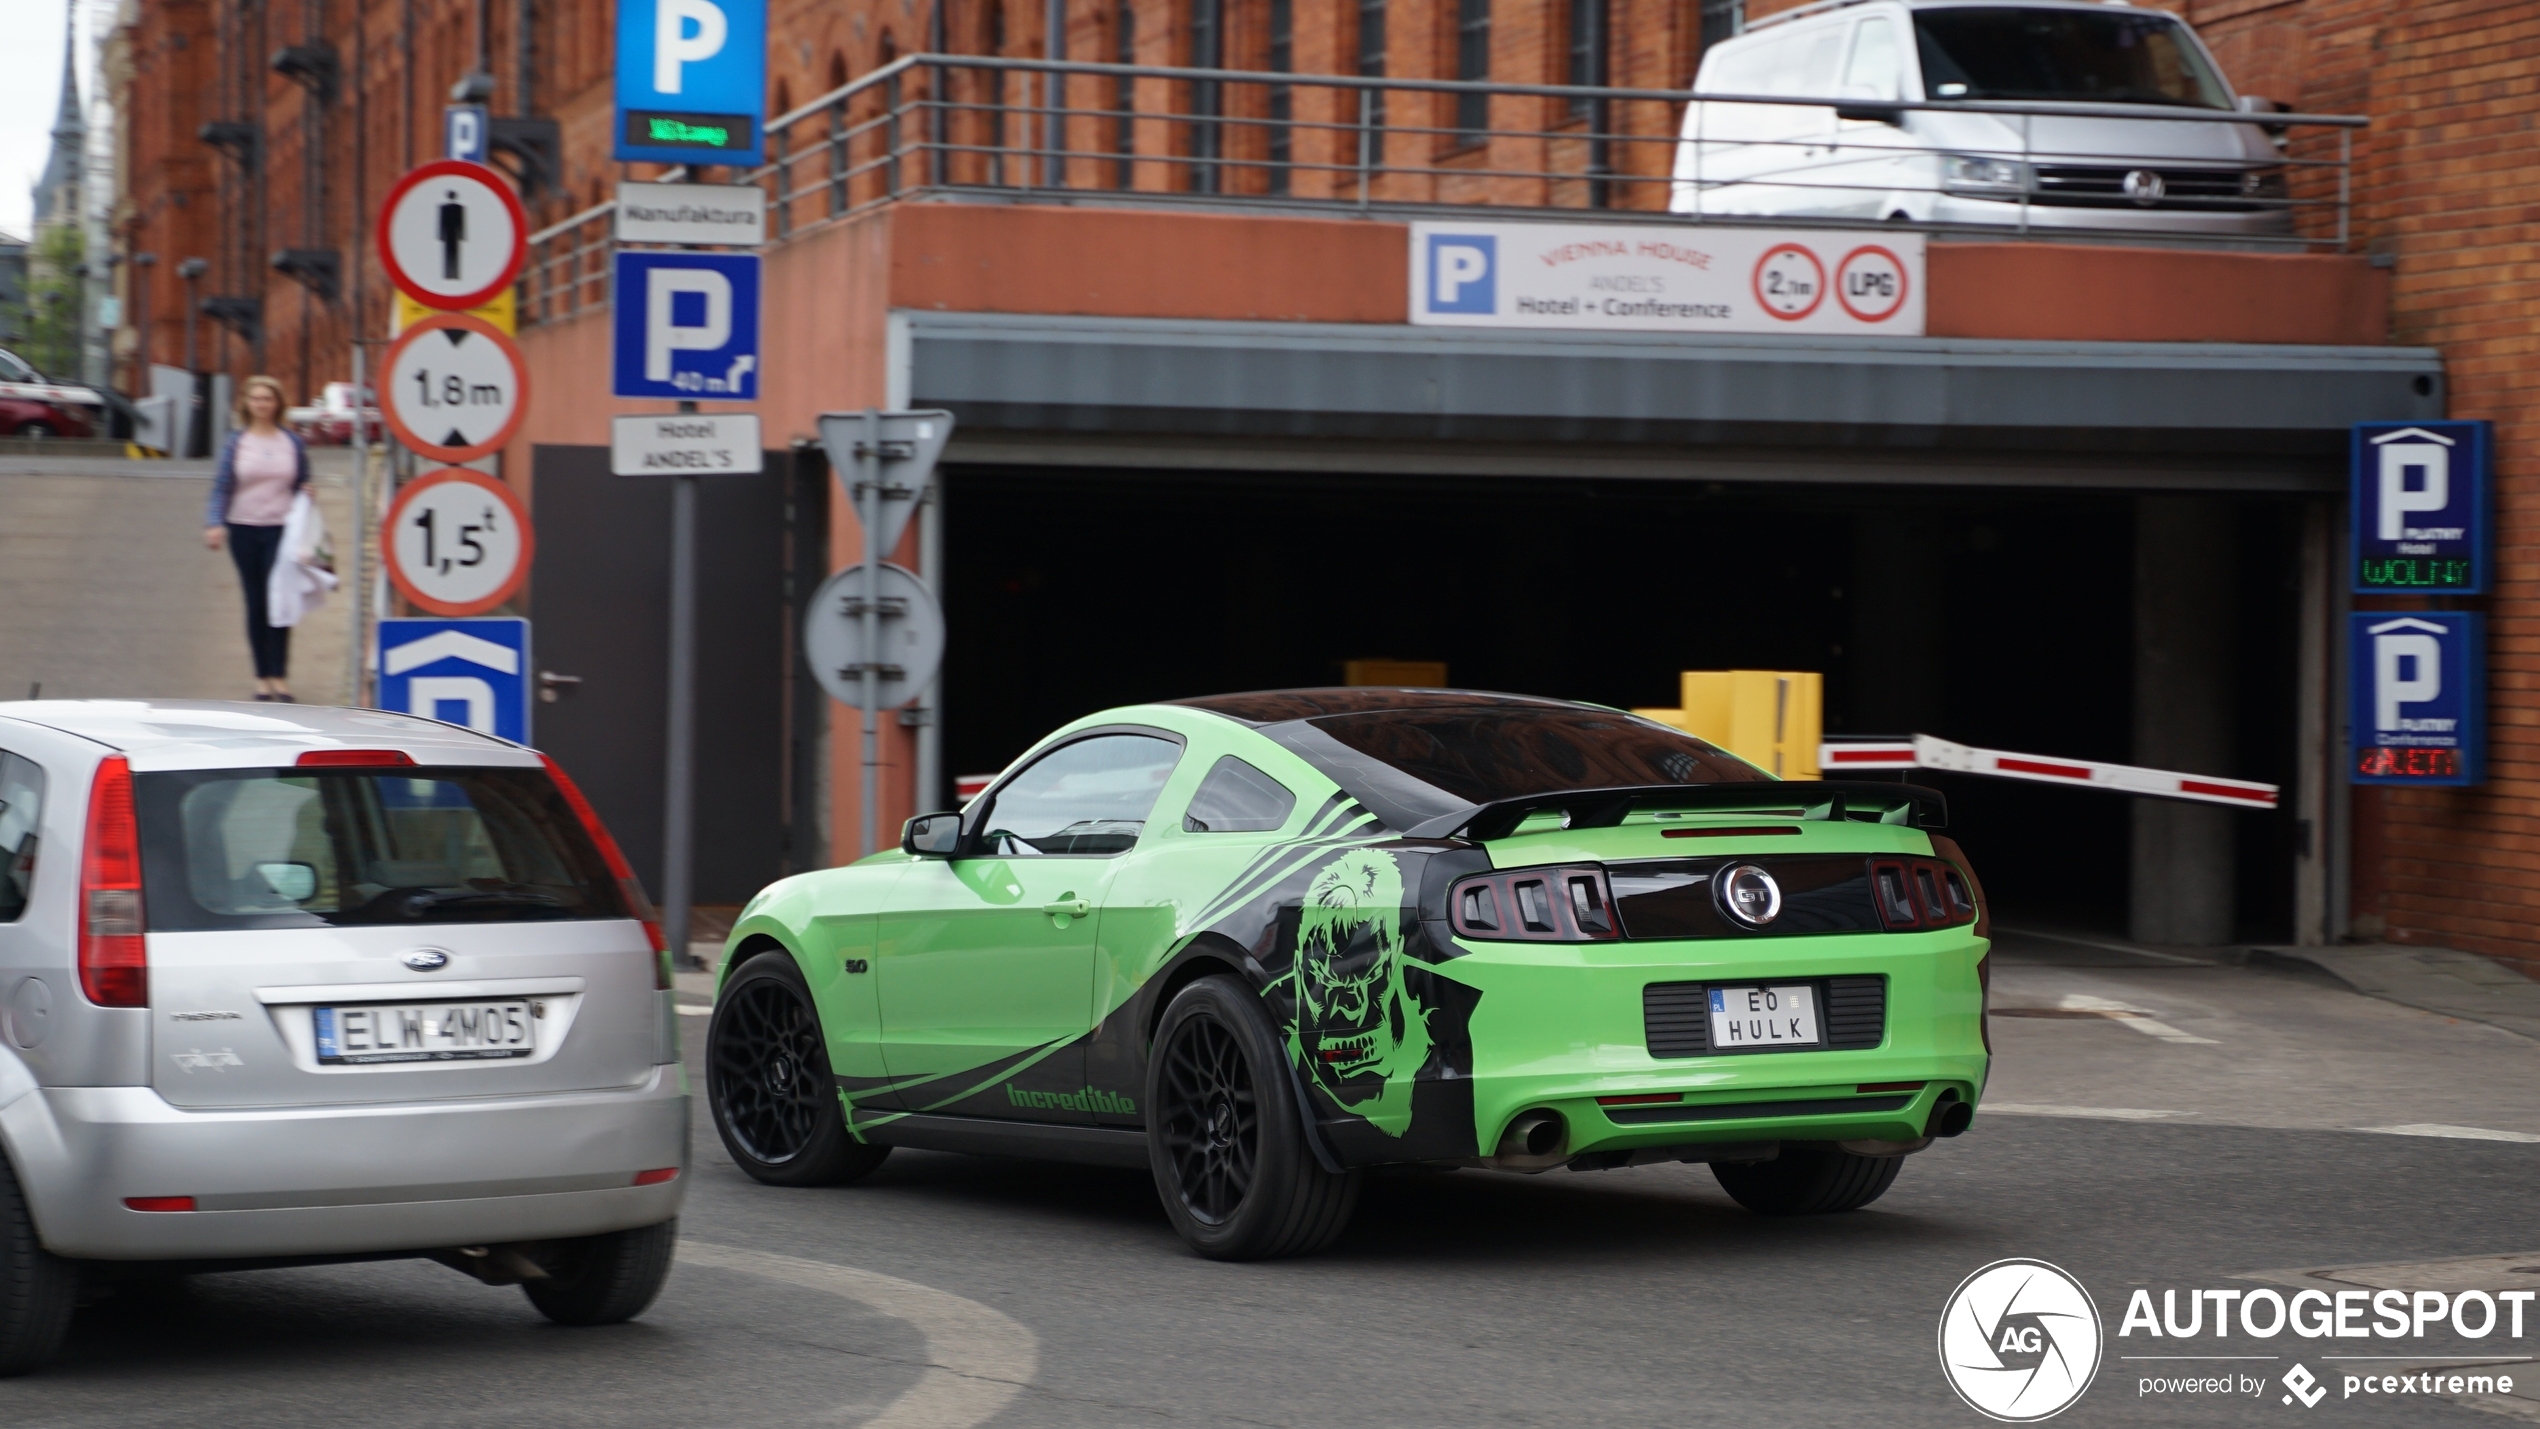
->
<box><xmin>203</xmin><ymin>376</ymin><xmax>311</xmax><ymax>701</ymax></box>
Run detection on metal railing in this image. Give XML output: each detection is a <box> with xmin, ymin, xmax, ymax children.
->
<box><xmin>524</xmin><ymin>53</ymin><xmax>2365</xmax><ymax>327</ymax></box>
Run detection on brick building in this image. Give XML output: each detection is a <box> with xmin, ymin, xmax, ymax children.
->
<box><xmin>100</xmin><ymin>0</ymin><xmax>2540</xmax><ymax>971</ymax></box>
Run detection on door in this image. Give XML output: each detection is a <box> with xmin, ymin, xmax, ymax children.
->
<box><xmin>875</xmin><ymin>730</ymin><xmax>1184</xmax><ymax>1120</ymax></box>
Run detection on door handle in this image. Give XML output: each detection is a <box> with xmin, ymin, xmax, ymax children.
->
<box><xmin>1041</xmin><ymin>898</ymin><xmax>1091</xmax><ymax>920</ymax></box>
<box><xmin>537</xmin><ymin>670</ymin><xmax>583</xmax><ymax>704</ymax></box>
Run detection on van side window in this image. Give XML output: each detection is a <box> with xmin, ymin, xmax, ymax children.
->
<box><xmin>1182</xmin><ymin>756</ymin><xmax>1297</xmax><ymax>833</ymax></box>
<box><xmin>1845</xmin><ymin>17</ymin><xmax>1902</xmax><ymax>100</ymax></box>
<box><xmin>0</xmin><ymin>753</ymin><xmax>45</xmax><ymax>922</ymax></box>
<box><xmin>1792</xmin><ymin>25</ymin><xmax>1846</xmax><ymax>97</ymax></box>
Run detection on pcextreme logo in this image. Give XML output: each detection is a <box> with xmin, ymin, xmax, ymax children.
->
<box><xmin>1939</xmin><ymin>1259</ymin><xmax>2105</xmax><ymax>1422</ymax></box>
<box><xmin>1005</xmin><ymin>1083</ymin><xmax>1135</xmax><ymax>1115</ymax></box>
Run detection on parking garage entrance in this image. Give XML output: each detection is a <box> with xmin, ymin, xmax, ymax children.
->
<box><xmin>938</xmin><ymin>464</ymin><xmax>2315</xmax><ymax>945</ymax></box>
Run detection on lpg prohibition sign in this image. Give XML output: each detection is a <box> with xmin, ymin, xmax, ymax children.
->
<box><xmin>382</xmin><ymin>313</ymin><xmax>531</xmax><ymax>463</ymax></box>
<box><xmin>384</xmin><ymin>468</ymin><xmax>535</xmax><ymax>616</ymax></box>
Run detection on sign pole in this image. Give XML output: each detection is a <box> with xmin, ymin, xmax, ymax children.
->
<box><xmin>859</xmin><ymin>407</ymin><xmax>882</xmax><ymax>860</ymax></box>
<box><xmin>663</xmin><ymin>402</ymin><xmax>701</xmax><ymax>968</ymax></box>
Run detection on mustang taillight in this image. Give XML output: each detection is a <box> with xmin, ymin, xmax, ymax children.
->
<box><xmin>1450</xmin><ymin>866</ymin><xmax>1621</xmax><ymax>943</ymax></box>
<box><xmin>79</xmin><ymin>755</ymin><xmax>148</xmax><ymax>1008</ymax></box>
<box><xmin>1870</xmin><ymin>858</ymin><xmax>1979</xmax><ymax>932</ymax></box>
<box><xmin>541</xmin><ymin>753</ymin><xmax>672</xmax><ymax>989</ymax></box>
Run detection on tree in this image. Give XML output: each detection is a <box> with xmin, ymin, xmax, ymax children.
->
<box><xmin>20</xmin><ymin>224</ymin><xmax>86</xmax><ymax>377</ymax></box>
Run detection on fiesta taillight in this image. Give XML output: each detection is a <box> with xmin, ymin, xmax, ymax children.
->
<box><xmin>79</xmin><ymin>755</ymin><xmax>148</xmax><ymax>1008</ymax></box>
<box><xmin>542</xmin><ymin>753</ymin><xmax>672</xmax><ymax>988</ymax></box>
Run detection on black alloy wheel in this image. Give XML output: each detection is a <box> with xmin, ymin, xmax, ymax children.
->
<box><xmin>0</xmin><ymin>1149</ymin><xmax>75</xmax><ymax>1376</ymax></box>
<box><xmin>1157</xmin><ymin>1007</ymin><xmax>1259</xmax><ymax>1224</ymax></box>
<box><xmin>707</xmin><ymin>952</ymin><xmax>889</xmax><ymax>1187</ymax></box>
<box><xmin>1146</xmin><ymin>975</ymin><xmax>1359</xmax><ymax>1260</ymax></box>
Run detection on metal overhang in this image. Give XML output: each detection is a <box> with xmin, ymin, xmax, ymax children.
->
<box><xmin>896</xmin><ymin>312</ymin><xmax>2443</xmax><ymax>492</ymax></box>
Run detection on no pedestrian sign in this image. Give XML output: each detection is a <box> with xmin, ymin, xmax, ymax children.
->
<box><xmin>1409</xmin><ymin>222</ymin><xmax>1924</xmax><ymax>335</ymax></box>
<box><xmin>377</xmin><ymin>160</ymin><xmax>529</xmax><ymax>311</ymax></box>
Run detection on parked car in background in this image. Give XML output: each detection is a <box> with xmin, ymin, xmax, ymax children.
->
<box><xmin>0</xmin><ymin>346</ymin><xmax>105</xmax><ymax>438</ymax></box>
<box><xmin>286</xmin><ymin>381</ymin><xmax>383</xmax><ymax>445</ymax></box>
<box><xmin>1672</xmin><ymin>0</ymin><xmax>2291</xmax><ymax>238</ymax></box>
<box><xmin>0</xmin><ymin>701</ymin><xmax>689</xmax><ymax>1375</ymax></box>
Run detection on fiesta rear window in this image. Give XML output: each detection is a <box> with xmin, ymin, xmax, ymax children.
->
<box><xmin>1268</xmin><ymin>708</ymin><xmax>1768</xmax><ymax>827</ymax></box>
<box><xmin>134</xmin><ymin>767</ymin><xmax>627</xmax><ymax>932</ymax></box>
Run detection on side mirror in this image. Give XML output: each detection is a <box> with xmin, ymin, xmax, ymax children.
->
<box><xmin>902</xmin><ymin>812</ymin><xmax>964</xmax><ymax>858</ymax></box>
<box><xmin>1835</xmin><ymin>97</ymin><xmax>1905</xmax><ymax>126</ymax></box>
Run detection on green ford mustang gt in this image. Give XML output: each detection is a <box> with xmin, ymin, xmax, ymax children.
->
<box><xmin>707</xmin><ymin>688</ymin><xmax>1991</xmax><ymax>1259</ymax></box>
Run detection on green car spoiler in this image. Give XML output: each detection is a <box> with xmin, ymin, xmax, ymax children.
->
<box><xmin>1404</xmin><ymin>781</ymin><xmax>1949</xmax><ymax>842</ymax></box>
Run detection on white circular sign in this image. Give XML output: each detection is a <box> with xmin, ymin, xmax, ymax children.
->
<box><xmin>378</xmin><ymin>160</ymin><xmax>527</xmax><ymax>309</ymax></box>
<box><xmin>383</xmin><ymin>315</ymin><xmax>529</xmax><ymax>462</ymax></box>
<box><xmin>1751</xmin><ymin>243</ymin><xmax>1827</xmax><ymax>321</ymax></box>
<box><xmin>384</xmin><ymin>469</ymin><xmax>534</xmax><ymax>616</ymax></box>
<box><xmin>1938</xmin><ymin>1259</ymin><xmax>2103</xmax><ymax>1422</ymax></box>
<box><xmin>804</xmin><ymin>563</ymin><xmax>945</xmax><ymax>709</ymax></box>
<box><xmin>1836</xmin><ymin>244</ymin><xmax>1911</xmax><ymax>323</ymax></box>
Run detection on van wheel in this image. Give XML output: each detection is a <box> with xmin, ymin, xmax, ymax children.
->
<box><xmin>708</xmin><ymin>951</ymin><xmax>890</xmax><ymax>1187</ymax></box>
<box><xmin>522</xmin><ymin>1219</ymin><xmax>677</xmax><ymax>1326</ymax></box>
<box><xmin>1147</xmin><ymin>976</ymin><xmax>1360</xmax><ymax>1260</ymax></box>
<box><xmin>0</xmin><ymin>1152</ymin><xmax>75</xmax><ymax>1375</ymax></box>
<box><xmin>1711</xmin><ymin>1142</ymin><xmax>1901</xmax><ymax>1215</ymax></box>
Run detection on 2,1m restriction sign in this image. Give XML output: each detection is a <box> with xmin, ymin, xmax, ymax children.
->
<box><xmin>383</xmin><ymin>313</ymin><xmax>531</xmax><ymax>462</ymax></box>
<box><xmin>384</xmin><ymin>467</ymin><xmax>535</xmax><ymax>616</ymax></box>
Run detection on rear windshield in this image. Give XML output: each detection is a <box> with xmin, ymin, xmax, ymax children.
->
<box><xmin>1262</xmin><ymin>708</ymin><xmax>1767</xmax><ymax>831</ymax></box>
<box><xmin>135</xmin><ymin>767</ymin><xmax>628</xmax><ymax>932</ymax></box>
<box><xmin>1914</xmin><ymin>9</ymin><xmax>2231</xmax><ymax>109</ymax></box>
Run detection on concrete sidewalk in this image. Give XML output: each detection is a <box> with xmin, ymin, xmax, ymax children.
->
<box><xmin>2253</xmin><ymin>943</ymin><xmax>2540</xmax><ymax>1044</ymax></box>
<box><xmin>0</xmin><ymin>452</ymin><xmax>363</xmax><ymax>705</ymax></box>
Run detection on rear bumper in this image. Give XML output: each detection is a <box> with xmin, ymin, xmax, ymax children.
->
<box><xmin>2</xmin><ymin>1065</ymin><xmax>689</xmax><ymax>1260</ymax></box>
<box><xmin>1448</xmin><ymin>929</ymin><xmax>1989</xmax><ymax>1159</ymax></box>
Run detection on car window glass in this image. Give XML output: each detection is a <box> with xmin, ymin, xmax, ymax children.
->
<box><xmin>1846</xmin><ymin>17</ymin><xmax>1902</xmax><ymax>99</ymax></box>
<box><xmin>980</xmin><ymin>734</ymin><xmax>1182</xmax><ymax>856</ymax></box>
<box><xmin>1912</xmin><ymin>9</ymin><xmax>2229</xmax><ymax>109</ymax></box>
<box><xmin>1784</xmin><ymin>26</ymin><xmax>1846</xmax><ymax>96</ymax></box>
<box><xmin>0</xmin><ymin>351</ymin><xmax>35</xmax><ymax>383</ymax></box>
<box><xmin>133</xmin><ymin>767</ymin><xmax>625</xmax><ymax>930</ymax></box>
<box><xmin>0</xmin><ymin>753</ymin><xmax>44</xmax><ymax>922</ymax></box>
<box><xmin>1182</xmin><ymin>756</ymin><xmax>1298</xmax><ymax>834</ymax></box>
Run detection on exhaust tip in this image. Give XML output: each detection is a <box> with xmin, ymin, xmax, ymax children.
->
<box><xmin>1929</xmin><ymin>1091</ymin><xmax>1974</xmax><ymax>1139</ymax></box>
<box><xmin>1500</xmin><ymin>1110</ymin><xmax>1567</xmax><ymax>1160</ymax></box>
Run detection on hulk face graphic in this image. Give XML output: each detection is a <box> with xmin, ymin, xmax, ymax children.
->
<box><xmin>1290</xmin><ymin>849</ymin><xmax>1431</xmax><ymax>1136</ymax></box>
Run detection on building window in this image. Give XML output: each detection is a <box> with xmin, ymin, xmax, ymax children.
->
<box><xmin>1114</xmin><ymin>2</ymin><xmax>1137</xmax><ymax>188</ymax></box>
<box><xmin>1358</xmin><ymin>0</ymin><xmax>1387</xmax><ymax>147</ymax></box>
<box><xmin>1565</xmin><ymin>0</ymin><xmax>1604</xmax><ymax>115</ymax></box>
<box><xmin>1189</xmin><ymin>0</ymin><xmax>1224</xmax><ymax>192</ymax></box>
<box><xmin>1454</xmin><ymin>0</ymin><xmax>1491</xmax><ymax>139</ymax></box>
<box><xmin>1267</xmin><ymin>0</ymin><xmax>1293</xmax><ymax>193</ymax></box>
<box><xmin>1699</xmin><ymin>0</ymin><xmax>1742</xmax><ymax>50</ymax></box>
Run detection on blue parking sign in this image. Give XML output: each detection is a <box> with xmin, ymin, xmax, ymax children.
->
<box><xmin>614</xmin><ymin>0</ymin><xmax>766</xmax><ymax>165</ymax></box>
<box><xmin>612</xmin><ymin>251</ymin><xmax>760</xmax><ymax>401</ymax></box>
<box><xmin>377</xmin><ymin>618</ymin><xmax>531</xmax><ymax>744</ymax></box>
<box><xmin>2353</xmin><ymin>421</ymin><xmax>2489</xmax><ymax>594</ymax></box>
<box><xmin>2350</xmin><ymin>611</ymin><xmax>2482</xmax><ymax>787</ymax></box>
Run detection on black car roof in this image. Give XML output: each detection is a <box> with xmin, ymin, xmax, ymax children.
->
<box><xmin>1166</xmin><ymin>687</ymin><xmax>1589</xmax><ymax>726</ymax></box>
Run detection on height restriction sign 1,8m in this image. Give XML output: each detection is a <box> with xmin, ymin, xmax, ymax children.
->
<box><xmin>382</xmin><ymin>312</ymin><xmax>531</xmax><ymax>462</ymax></box>
<box><xmin>384</xmin><ymin>468</ymin><xmax>535</xmax><ymax>616</ymax></box>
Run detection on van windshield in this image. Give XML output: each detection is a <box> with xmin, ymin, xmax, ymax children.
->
<box><xmin>1914</xmin><ymin>8</ymin><xmax>2232</xmax><ymax>109</ymax></box>
<box><xmin>135</xmin><ymin>767</ymin><xmax>628</xmax><ymax>931</ymax></box>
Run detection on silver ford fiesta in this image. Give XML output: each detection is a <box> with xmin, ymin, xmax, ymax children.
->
<box><xmin>0</xmin><ymin>701</ymin><xmax>688</xmax><ymax>1374</ymax></box>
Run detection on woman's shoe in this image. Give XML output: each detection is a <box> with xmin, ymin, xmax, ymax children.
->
<box><xmin>252</xmin><ymin>692</ymin><xmax>274</xmax><ymax>702</ymax></box>
<box><xmin>273</xmin><ymin>693</ymin><xmax>296</xmax><ymax>703</ymax></box>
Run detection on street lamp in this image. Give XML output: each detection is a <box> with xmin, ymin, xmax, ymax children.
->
<box><xmin>177</xmin><ymin>257</ymin><xmax>207</xmax><ymax>371</ymax></box>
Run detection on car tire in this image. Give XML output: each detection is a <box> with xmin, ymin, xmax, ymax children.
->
<box><xmin>0</xmin><ymin>1151</ymin><xmax>76</xmax><ymax>1376</ymax></box>
<box><xmin>18</xmin><ymin>424</ymin><xmax>52</xmax><ymax>439</ymax></box>
<box><xmin>1710</xmin><ymin>1142</ymin><xmax>1902</xmax><ymax>1216</ymax></box>
<box><xmin>1146</xmin><ymin>975</ymin><xmax>1360</xmax><ymax>1261</ymax></box>
<box><xmin>521</xmin><ymin>1219</ymin><xmax>677</xmax><ymax>1326</ymax></box>
<box><xmin>708</xmin><ymin>951</ymin><xmax>890</xmax><ymax>1188</ymax></box>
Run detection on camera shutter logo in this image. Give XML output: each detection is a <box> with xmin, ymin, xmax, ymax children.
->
<box><xmin>1938</xmin><ymin>1259</ymin><xmax>2103</xmax><ymax>1421</ymax></box>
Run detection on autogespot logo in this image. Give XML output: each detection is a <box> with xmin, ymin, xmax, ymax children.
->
<box><xmin>1940</xmin><ymin>1259</ymin><xmax>2106</xmax><ymax>1421</ymax></box>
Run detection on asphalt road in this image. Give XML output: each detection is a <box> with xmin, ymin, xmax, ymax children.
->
<box><xmin>9</xmin><ymin>933</ymin><xmax>2540</xmax><ymax>1428</ymax></box>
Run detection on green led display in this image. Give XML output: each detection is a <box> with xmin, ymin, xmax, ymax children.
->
<box><xmin>620</xmin><ymin>110</ymin><xmax>753</xmax><ymax>154</ymax></box>
<box><xmin>2359</xmin><ymin>556</ymin><xmax>2474</xmax><ymax>590</ymax></box>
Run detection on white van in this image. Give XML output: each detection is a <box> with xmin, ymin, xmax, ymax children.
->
<box><xmin>1671</xmin><ymin>0</ymin><xmax>2291</xmax><ymax>238</ymax></box>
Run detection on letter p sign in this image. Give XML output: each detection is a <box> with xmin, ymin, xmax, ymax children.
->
<box><xmin>1427</xmin><ymin>234</ymin><xmax>1497</xmax><ymax>314</ymax></box>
